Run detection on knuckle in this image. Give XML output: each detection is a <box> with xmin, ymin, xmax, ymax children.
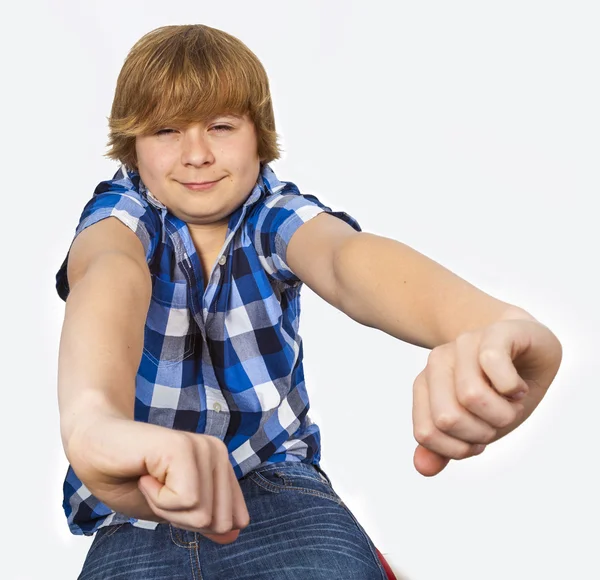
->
<box><xmin>453</xmin><ymin>444</ymin><xmax>476</xmax><ymax>460</ymax></box>
<box><xmin>177</xmin><ymin>432</ymin><xmax>196</xmax><ymax>455</ymax></box>
<box><xmin>217</xmin><ymin>441</ymin><xmax>230</xmax><ymax>461</ymax></box>
<box><xmin>412</xmin><ymin>371</ymin><xmax>426</xmax><ymax>393</ymax></box>
<box><xmin>434</xmin><ymin>412</ymin><xmax>461</xmax><ymax>432</ymax></box>
<box><xmin>494</xmin><ymin>412</ymin><xmax>515</xmax><ymax>429</ymax></box>
<box><xmin>195</xmin><ymin>433</ymin><xmax>211</xmax><ymax>450</ymax></box>
<box><xmin>506</xmin><ymin>407</ymin><xmax>520</xmax><ymax>424</ymax></box>
<box><xmin>205</xmin><ymin>434</ymin><xmax>228</xmax><ymax>455</ymax></box>
<box><xmin>455</xmin><ymin>332</ymin><xmax>475</xmax><ymax>349</ymax></box>
<box><xmin>427</xmin><ymin>346</ymin><xmax>446</xmax><ymax>365</ymax></box>
<box><xmin>426</xmin><ymin>349</ymin><xmax>437</xmax><ymax>365</ymax></box>
<box><xmin>210</xmin><ymin>520</ymin><xmax>233</xmax><ymax>535</ymax></box>
<box><xmin>192</xmin><ymin>511</ymin><xmax>212</xmax><ymax>530</ymax></box>
<box><xmin>479</xmin><ymin>348</ymin><xmax>502</xmax><ymax>366</ymax></box>
<box><xmin>169</xmin><ymin>485</ymin><xmax>199</xmax><ymax>510</ymax></box>
<box><xmin>414</xmin><ymin>426</ymin><xmax>436</xmax><ymax>446</ymax></box>
<box><xmin>179</xmin><ymin>494</ymin><xmax>199</xmax><ymax>511</ymax></box>
<box><xmin>459</xmin><ymin>385</ymin><xmax>484</xmax><ymax>407</ymax></box>
<box><xmin>482</xmin><ymin>429</ymin><xmax>498</xmax><ymax>444</ymax></box>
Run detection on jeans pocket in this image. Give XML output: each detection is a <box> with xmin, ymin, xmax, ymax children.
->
<box><xmin>86</xmin><ymin>523</ymin><xmax>126</xmax><ymax>558</ymax></box>
<box><xmin>249</xmin><ymin>462</ymin><xmax>342</xmax><ymax>503</ymax></box>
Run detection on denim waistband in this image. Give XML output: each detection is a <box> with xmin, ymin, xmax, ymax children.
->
<box><xmin>251</xmin><ymin>460</ymin><xmax>332</xmax><ymax>485</ymax></box>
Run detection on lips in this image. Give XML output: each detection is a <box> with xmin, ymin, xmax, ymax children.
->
<box><xmin>179</xmin><ymin>177</ymin><xmax>224</xmax><ymax>191</ymax></box>
<box><xmin>182</xmin><ymin>179</ymin><xmax>221</xmax><ymax>185</ymax></box>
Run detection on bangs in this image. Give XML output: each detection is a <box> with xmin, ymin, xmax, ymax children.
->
<box><xmin>106</xmin><ymin>25</ymin><xmax>281</xmax><ymax>169</ymax></box>
<box><xmin>129</xmin><ymin>61</ymin><xmax>257</xmax><ymax>135</ymax></box>
<box><xmin>111</xmin><ymin>25</ymin><xmax>269</xmax><ymax>136</ymax></box>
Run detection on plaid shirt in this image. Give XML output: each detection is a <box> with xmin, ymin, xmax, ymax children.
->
<box><xmin>56</xmin><ymin>164</ymin><xmax>360</xmax><ymax>535</ymax></box>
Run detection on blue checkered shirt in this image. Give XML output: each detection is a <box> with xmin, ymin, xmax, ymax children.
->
<box><xmin>56</xmin><ymin>164</ymin><xmax>361</xmax><ymax>535</ymax></box>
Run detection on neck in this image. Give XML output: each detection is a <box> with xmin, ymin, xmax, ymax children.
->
<box><xmin>187</xmin><ymin>222</ymin><xmax>229</xmax><ymax>285</ymax></box>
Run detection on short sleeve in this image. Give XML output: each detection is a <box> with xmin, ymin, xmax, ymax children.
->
<box><xmin>248</xmin><ymin>185</ymin><xmax>361</xmax><ymax>284</ymax></box>
<box><xmin>55</xmin><ymin>175</ymin><xmax>161</xmax><ymax>301</ymax></box>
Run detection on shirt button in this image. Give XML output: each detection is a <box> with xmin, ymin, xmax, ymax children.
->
<box><xmin>218</xmin><ymin>255</ymin><xmax>227</xmax><ymax>266</ymax></box>
<box><xmin>213</xmin><ymin>402</ymin><xmax>222</xmax><ymax>412</ymax></box>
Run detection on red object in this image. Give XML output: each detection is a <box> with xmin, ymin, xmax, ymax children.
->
<box><xmin>375</xmin><ymin>547</ymin><xmax>398</xmax><ymax>580</ymax></box>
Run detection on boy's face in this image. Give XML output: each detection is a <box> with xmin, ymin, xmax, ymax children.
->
<box><xmin>135</xmin><ymin>114</ymin><xmax>261</xmax><ymax>227</ymax></box>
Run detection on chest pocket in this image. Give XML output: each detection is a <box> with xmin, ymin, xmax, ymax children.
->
<box><xmin>143</xmin><ymin>277</ymin><xmax>196</xmax><ymax>366</ymax></box>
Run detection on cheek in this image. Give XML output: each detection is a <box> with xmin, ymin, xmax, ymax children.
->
<box><xmin>233</xmin><ymin>131</ymin><xmax>260</xmax><ymax>165</ymax></box>
<box><xmin>143</xmin><ymin>150</ymin><xmax>172</xmax><ymax>178</ymax></box>
<box><xmin>137</xmin><ymin>151</ymin><xmax>173</xmax><ymax>198</ymax></box>
<box><xmin>223</xmin><ymin>144</ymin><xmax>259</xmax><ymax>174</ymax></box>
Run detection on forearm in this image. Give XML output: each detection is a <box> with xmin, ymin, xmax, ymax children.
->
<box><xmin>333</xmin><ymin>233</ymin><xmax>536</xmax><ymax>348</ymax></box>
<box><xmin>58</xmin><ymin>253</ymin><xmax>150</xmax><ymax>455</ymax></box>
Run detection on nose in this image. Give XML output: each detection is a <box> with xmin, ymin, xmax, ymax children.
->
<box><xmin>180</xmin><ymin>125</ymin><xmax>215</xmax><ymax>167</ymax></box>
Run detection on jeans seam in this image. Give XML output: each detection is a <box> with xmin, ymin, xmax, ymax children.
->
<box><xmin>278</xmin><ymin>472</ymin><xmax>328</xmax><ymax>484</ymax></box>
<box><xmin>190</xmin><ymin>543</ymin><xmax>203</xmax><ymax>580</ymax></box>
<box><xmin>338</xmin><ymin>504</ymin><xmax>389</xmax><ymax>579</ymax></box>
<box><xmin>257</xmin><ymin>463</ymin><xmax>332</xmax><ymax>486</ymax></box>
<box><xmin>169</xmin><ymin>524</ymin><xmax>198</xmax><ymax>548</ymax></box>
<box><xmin>249</xmin><ymin>471</ymin><xmax>343</xmax><ymax>504</ymax></box>
<box><xmin>255</xmin><ymin>462</ymin><xmax>318</xmax><ymax>475</ymax></box>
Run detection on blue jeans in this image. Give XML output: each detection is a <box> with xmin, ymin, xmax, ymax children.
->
<box><xmin>78</xmin><ymin>461</ymin><xmax>389</xmax><ymax>579</ymax></box>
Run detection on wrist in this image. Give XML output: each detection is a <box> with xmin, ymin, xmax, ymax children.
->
<box><xmin>498</xmin><ymin>305</ymin><xmax>539</xmax><ymax>324</ymax></box>
<box><xmin>62</xmin><ymin>404</ymin><xmax>131</xmax><ymax>466</ymax></box>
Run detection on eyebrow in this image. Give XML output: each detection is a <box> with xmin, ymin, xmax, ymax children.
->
<box><xmin>216</xmin><ymin>113</ymin><xmax>244</xmax><ymax>120</ymax></box>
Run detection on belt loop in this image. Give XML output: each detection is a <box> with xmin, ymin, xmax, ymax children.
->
<box><xmin>314</xmin><ymin>463</ymin><xmax>332</xmax><ymax>485</ymax></box>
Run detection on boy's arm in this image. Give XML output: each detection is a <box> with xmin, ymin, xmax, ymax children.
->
<box><xmin>59</xmin><ymin>218</ymin><xmax>251</xmax><ymax>536</ymax></box>
<box><xmin>58</xmin><ymin>216</ymin><xmax>152</xmax><ymax>457</ymax></box>
<box><xmin>58</xmin><ymin>217</ymin><xmax>169</xmax><ymax>521</ymax></box>
<box><xmin>286</xmin><ymin>212</ymin><xmax>535</xmax><ymax>349</ymax></box>
<box><xmin>287</xmin><ymin>213</ymin><xmax>561</xmax><ymax>477</ymax></box>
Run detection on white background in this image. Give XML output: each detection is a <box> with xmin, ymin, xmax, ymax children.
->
<box><xmin>1</xmin><ymin>1</ymin><xmax>598</xmax><ymax>578</ymax></box>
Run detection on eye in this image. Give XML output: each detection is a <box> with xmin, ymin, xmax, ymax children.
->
<box><xmin>210</xmin><ymin>124</ymin><xmax>233</xmax><ymax>132</ymax></box>
<box><xmin>155</xmin><ymin>128</ymin><xmax>177</xmax><ymax>136</ymax></box>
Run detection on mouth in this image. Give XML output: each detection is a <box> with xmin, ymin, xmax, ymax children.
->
<box><xmin>179</xmin><ymin>177</ymin><xmax>224</xmax><ymax>191</ymax></box>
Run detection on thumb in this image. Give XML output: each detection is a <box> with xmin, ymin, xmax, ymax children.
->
<box><xmin>413</xmin><ymin>445</ymin><xmax>451</xmax><ymax>477</ymax></box>
<box><xmin>138</xmin><ymin>474</ymin><xmax>190</xmax><ymax>512</ymax></box>
<box><xmin>200</xmin><ymin>529</ymin><xmax>241</xmax><ymax>544</ymax></box>
<box><xmin>138</xmin><ymin>474</ymin><xmax>163</xmax><ymax>503</ymax></box>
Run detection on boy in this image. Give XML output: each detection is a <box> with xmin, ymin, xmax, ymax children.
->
<box><xmin>56</xmin><ymin>24</ymin><xmax>562</xmax><ymax>579</ymax></box>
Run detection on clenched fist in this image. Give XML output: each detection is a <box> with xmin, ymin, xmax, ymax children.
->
<box><xmin>68</xmin><ymin>417</ymin><xmax>250</xmax><ymax>543</ymax></box>
<box><xmin>412</xmin><ymin>317</ymin><xmax>562</xmax><ymax>476</ymax></box>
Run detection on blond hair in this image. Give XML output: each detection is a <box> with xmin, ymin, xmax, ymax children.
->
<box><xmin>105</xmin><ymin>24</ymin><xmax>281</xmax><ymax>170</ymax></box>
